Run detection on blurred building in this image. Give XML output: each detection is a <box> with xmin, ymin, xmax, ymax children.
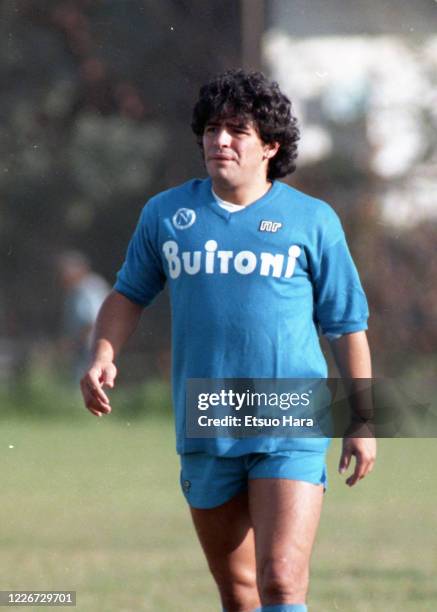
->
<box><xmin>263</xmin><ymin>0</ymin><xmax>437</xmax><ymax>228</ymax></box>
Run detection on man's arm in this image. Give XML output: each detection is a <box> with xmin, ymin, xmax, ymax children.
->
<box><xmin>329</xmin><ymin>331</ymin><xmax>377</xmax><ymax>487</ymax></box>
<box><xmin>80</xmin><ymin>290</ymin><xmax>143</xmax><ymax>417</ymax></box>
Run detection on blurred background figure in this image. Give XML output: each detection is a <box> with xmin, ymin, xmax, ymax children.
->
<box><xmin>57</xmin><ymin>251</ymin><xmax>110</xmax><ymax>383</ymax></box>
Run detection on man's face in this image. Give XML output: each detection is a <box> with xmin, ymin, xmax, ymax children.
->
<box><xmin>202</xmin><ymin>117</ymin><xmax>278</xmax><ymax>188</ymax></box>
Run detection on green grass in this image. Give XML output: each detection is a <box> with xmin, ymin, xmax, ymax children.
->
<box><xmin>1</xmin><ymin>413</ymin><xmax>436</xmax><ymax>611</ymax></box>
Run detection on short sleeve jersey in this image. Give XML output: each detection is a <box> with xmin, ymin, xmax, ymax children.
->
<box><xmin>115</xmin><ymin>178</ymin><xmax>369</xmax><ymax>456</ymax></box>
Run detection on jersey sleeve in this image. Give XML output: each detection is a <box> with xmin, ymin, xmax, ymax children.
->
<box><xmin>114</xmin><ymin>202</ymin><xmax>166</xmax><ymax>306</ymax></box>
<box><xmin>311</xmin><ymin>210</ymin><xmax>369</xmax><ymax>337</ymax></box>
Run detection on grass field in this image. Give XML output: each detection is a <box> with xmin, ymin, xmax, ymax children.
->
<box><xmin>1</xmin><ymin>410</ymin><xmax>436</xmax><ymax>611</ymax></box>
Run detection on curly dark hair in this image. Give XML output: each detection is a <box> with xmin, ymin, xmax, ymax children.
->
<box><xmin>191</xmin><ymin>69</ymin><xmax>300</xmax><ymax>180</ymax></box>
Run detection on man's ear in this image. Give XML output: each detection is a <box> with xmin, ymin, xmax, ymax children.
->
<box><xmin>264</xmin><ymin>141</ymin><xmax>280</xmax><ymax>159</ymax></box>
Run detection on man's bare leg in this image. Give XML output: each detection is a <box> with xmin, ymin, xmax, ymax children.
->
<box><xmin>190</xmin><ymin>490</ymin><xmax>261</xmax><ymax>612</ymax></box>
<box><xmin>249</xmin><ymin>479</ymin><xmax>324</xmax><ymax>608</ymax></box>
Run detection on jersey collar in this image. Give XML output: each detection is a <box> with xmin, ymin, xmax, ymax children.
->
<box><xmin>204</xmin><ymin>177</ymin><xmax>281</xmax><ymax>220</ymax></box>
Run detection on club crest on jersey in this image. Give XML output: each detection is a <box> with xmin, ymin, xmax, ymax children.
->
<box><xmin>259</xmin><ymin>220</ymin><xmax>282</xmax><ymax>233</ymax></box>
<box><xmin>172</xmin><ymin>208</ymin><xmax>196</xmax><ymax>230</ymax></box>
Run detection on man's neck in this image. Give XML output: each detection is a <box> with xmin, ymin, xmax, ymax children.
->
<box><xmin>211</xmin><ymin>178</ymin><xmax>273</xmax><ymax>206</ymax></box>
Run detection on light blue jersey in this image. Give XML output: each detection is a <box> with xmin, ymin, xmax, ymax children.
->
<box><xmin>114</xmin><ymin>178</ymin><xmax>369</xmax><ymax>456</ymax></box>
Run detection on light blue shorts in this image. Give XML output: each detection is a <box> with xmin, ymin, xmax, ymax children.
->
<box><xmin>180</xmin><ymin>450</ymin><xmax>328</xmax><ymax>509</ymax></box>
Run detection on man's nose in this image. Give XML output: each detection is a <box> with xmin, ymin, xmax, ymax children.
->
<box><xmin>215</xmin><ymin>128</ymin><xmax>231</xmax><ymax>147</ymax></box>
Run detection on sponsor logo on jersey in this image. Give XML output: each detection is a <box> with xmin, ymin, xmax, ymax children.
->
<box><xmin>162</xmin><ymin>240</ymin><xmax>301</xmax><ymax>280</ymax></box>
<box><xmin>172</xmin><ymin>208</ymin><xmax>196</xmax><ymax>230</ymax></box>
<box><xmin>259</xmin><ymin>220</ymin><xmax>282</xmax><ymax>233</ymax></box>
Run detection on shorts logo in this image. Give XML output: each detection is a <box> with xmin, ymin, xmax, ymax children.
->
<box><xmin>172</xmin><ymin>208</ymin><xmax>196</xmax><ymax>230</ymax></box>
<box><xmin>182</xmin><ymin>479</ymin><xmax>191</xmax><ymax>492</ymax></box>
<box><xmin>259</xmin><ymin>220</ymin><xmax>282</xmax><ymax>233</ymax></box>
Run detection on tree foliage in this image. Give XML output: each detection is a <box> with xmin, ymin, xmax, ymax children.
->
<box><xmin>0</xmin><ymin>0</ymin><xmax>240</xmax><ymax>341</ymax></box>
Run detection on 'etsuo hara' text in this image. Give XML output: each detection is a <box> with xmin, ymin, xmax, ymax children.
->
<box><xmin>197</xmin><ymin>415</ymin><xmax>314</xmax><ymax>427</ymax></box>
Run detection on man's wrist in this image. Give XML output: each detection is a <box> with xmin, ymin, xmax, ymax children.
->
<box><xmin>90</xmin><ymin>339</ymin><xmax>115</xmax><ymax>366</ymax></box>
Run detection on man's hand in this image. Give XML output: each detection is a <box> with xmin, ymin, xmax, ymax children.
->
<box><xmin>78</xmin><ymin>290</ymin><xmax>143</xmax><ymax>418</ymax></box>
<box><xmin>338</xmin><ymin>436</ymin><xmax>376</xmax><ymax>487</ymax></box>
<box><xmin>80</xmin><ymin>362</ymin><xmax>117</xmax><ymax>417</ymax></box>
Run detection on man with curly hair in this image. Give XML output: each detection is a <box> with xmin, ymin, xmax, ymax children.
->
<box><xmin>81</xmin><ymin>69</ymin><xmax>376</xmax><ymax>612</ymax></box>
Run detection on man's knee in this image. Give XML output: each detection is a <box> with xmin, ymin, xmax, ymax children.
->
<box><xmin>219</xmin><ymin>582</ymin><xmax>259</xmax><ymax>612</ymax></box>
<box><xmin>258</xmin><ymin>556</ymin><xmax>309</xmax><ymax>603</ymax></box>
<box><xmin>211</xmin><ymin>564</ymin><xmax>259</xmax><ymax>611</ymax></box>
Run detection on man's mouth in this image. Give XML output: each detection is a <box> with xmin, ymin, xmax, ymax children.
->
<box><xmin>209</xmin><ymin>155</ymin><xmax>235</xmax><ymax>161</ymax></box>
